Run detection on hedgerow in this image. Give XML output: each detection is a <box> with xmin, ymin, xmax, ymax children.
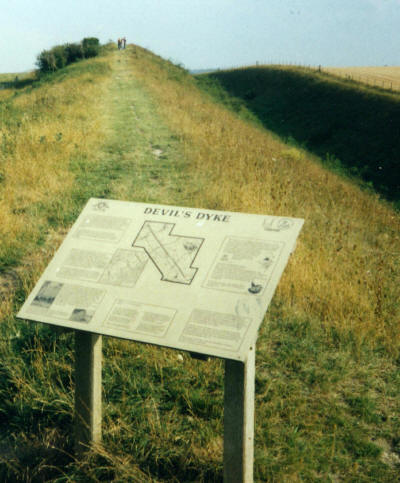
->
<box><xmin>36</xmin><ymin>38</ymin><xmax>100</xmax><ymax>74</ymax></box>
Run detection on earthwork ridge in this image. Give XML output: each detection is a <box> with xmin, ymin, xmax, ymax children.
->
<box><xmin>0</xmin><ymin>44</ymin><xmax>399</xmax><ymax>481</ymax></box>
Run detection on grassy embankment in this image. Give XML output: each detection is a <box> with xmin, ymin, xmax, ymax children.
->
<box><xmin>0</xmin><ymin>72</ymin><xmax>36</xmax><ymax>102</ymax></box>
<box><xmin>196</xmin><ymin>65</ymin><xmax>400</xmax><ymax>208</ymax></box>
<box><xmin>0</xmin><ymin>45</ymin><xmax>399</xmax><ymax>481</ymax></box>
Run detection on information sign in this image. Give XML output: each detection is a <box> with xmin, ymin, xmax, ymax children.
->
<box><xmin>18</xmin><ymin>198</ymin><xmax>303</xmax><ymax>361</ymax></box>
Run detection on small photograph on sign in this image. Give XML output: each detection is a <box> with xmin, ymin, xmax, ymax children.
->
<box><xmin>32</xmin><ymin>281</ymin><xmax>63</xmax><ymax>309</ymax></box>
<box><xmin>70</xmin><ymin>308</ymin><xmax>93</xmax><ymax>323</ymax></box>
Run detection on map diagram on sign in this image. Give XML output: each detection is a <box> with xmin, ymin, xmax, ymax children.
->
<box><xmin>132</xmin><ymin>221</ymin><xmax>204</xmax><ymax>284</ymax></box>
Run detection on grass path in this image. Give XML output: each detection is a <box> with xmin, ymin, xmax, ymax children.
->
<box><xmin>98</xmin><ymin>50</ymin><xmax>195</xmax><ymax>206</ymax></box>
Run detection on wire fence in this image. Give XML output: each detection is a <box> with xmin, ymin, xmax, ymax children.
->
<box><xmin>215</xmin><ymin>61</ymin><xmax>400</xmax><ymax>93</ymax></box>
<box><xmin>319</xmin><ymin>67</ymin><xmax>400</xmax><ymax>93</ymax></box>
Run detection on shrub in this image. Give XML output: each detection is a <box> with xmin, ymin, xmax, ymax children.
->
<box><xmin>65</xmin><ymin>43</ymin><xmax>84</xmax><ymax>63</ymax></box>
<box><xmin>51</xmin><ymin>45</ymin><xmax>67</xmax><ymax>69</ymax></box>
<box><xmin>36</xmin><ymin>38</ymin><xmax>100</xmax><ymax>74</ymax></box>
<box><xmin>82</xmin><ymin>37</ymin><xmax>100</xmax><ymax>58</ymax></box>
<box><xmin>36</xmin><ymin>50</ymin><xmax>57</xmax><ymax>73</ymax></box>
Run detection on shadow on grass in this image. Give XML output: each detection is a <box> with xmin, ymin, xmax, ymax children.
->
<box><xmin>198</xmin><ymin>67</ymin><xmax>400</xmax><ymax>206</ymax></box>
<box><xmin>0</xmin><ymin>77</ymin><xmax>36</xmax><ymax>91</ymax></box>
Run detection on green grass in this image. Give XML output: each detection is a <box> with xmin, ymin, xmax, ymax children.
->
<box><xmin>254</xmin><ymin>300</ymin><xmax>400</xmax><ymax>481</ymax></box>
<box><xmin>0</xmin><ymin>71</ymin><xmax>36</xmax><ymax>90</ymax></box>
<box><xmin>101</xmin><ymin>53</ymin><xmax>194</xmax><ymax>205</ymax></box>
<box><xmin>196</xmin><ymin>66</ymin><xmax>400</xmax><ymax>207</ymax></box>
<box><xmin>35</xmin><ymin>58</ymin><xmax>111</xmax><ymax>86</ymax></box>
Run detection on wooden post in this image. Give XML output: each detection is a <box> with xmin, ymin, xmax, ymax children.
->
<box><xmin>224</xmin><ymin>345</ymin><xmax>256</xmax><ymax>483</ymax></box>
<box><xmin>74</xmin><ymin>330</ymin><xmax>102</xmax><ymax>453</ymax></box>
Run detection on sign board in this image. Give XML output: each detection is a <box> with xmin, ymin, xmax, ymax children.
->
<box><xmin>18</xmin><ymin>198</ymin><xmax>303</xmax><ymax>361</ymax></box>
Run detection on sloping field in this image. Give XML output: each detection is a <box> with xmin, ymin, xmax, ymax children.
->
<box><xmin>198</xmin><ymin>65</ymin><xmax>400</xmax><ymax>206</ymax></box>
<box><xmin>0</xmin><ymin>72</ymin><xmax>35</xmax><ymax>101</ymax></box>
<box><xmin>0</xmin><ymin>76</ymin><xmax>13</xmax><ymax>101</ymax></box>
<box><xmin>0</xmin><ymin>45</ymin><xmax>399</xmax><ymax>481</ymax></box>
<box><xmin>325</xmin><ymin>66</ymin><xmax>400</xmax><ymax>91</ymax></box>
<box><xmin>0</xmin><ymin>72</ymin><xmax>34</xmax><ymax>83</ymax></box>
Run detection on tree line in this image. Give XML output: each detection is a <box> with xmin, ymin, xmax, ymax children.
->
<box><xmin>36</xmin><ymin>38</ymin><xmax>100</xmax><ymax>74</ymax></box>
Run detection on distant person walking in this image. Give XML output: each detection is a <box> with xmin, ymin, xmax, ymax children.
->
<box><xmin>118</xmin><ymin>38</ymin><xmax>121</xmax><ymax>50</ymax></box>
<box><xmin>122</xmin><ymin>37</ymin><xmax>126</xmax><ymax>49</ymax></box>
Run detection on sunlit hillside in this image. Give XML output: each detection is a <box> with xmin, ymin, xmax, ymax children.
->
<box><xmin>324</xmin><ymin>65</ymin><xmax>400</xmax><ymax>91</ymax></box>
<box><xmin>0</xmin><ymin>45</ymin><xmax>399</xmax><ymax>481</ymax></box>
<box><xmin>197</xmin><ymin>64</ymin><xmax>400</xmax><ymax>206</ymax></box>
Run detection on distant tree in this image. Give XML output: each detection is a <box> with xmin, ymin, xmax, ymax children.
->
<box><xmin>36</xmin><ymin>38</ymin><xmax>100</xmax><ymax>74</ymax></box>
<box><xmin>51</xmin><ymin>45</ymin><xmax>68</xmax><ymax>69</ymax></box>
<box><xmin>65</xmin><ymin>43</ymin><xmax>84</xmax><ymax>63</ymax></box>
<box><xmin>82</xmin><ymin>37</ymin><xmax>100</xmax><ymax>58</ymax></box>
<box><xmin>36</xmin><ymin>49</ymin><xmax>57</xmax><ymax>73</ymax></box>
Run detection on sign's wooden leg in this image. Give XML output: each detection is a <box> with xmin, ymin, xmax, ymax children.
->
<box><xmin>224</xmin><ymin>345</ymin><xmax>255</xmax><ymax>483</ymax></box>
<box><xmin>74</xmin><ymin>330</ymin><xmax>102</xmax><ymax>453</ymax></box>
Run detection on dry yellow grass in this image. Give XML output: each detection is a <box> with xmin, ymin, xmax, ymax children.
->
<box><xmin>324</xmin><ymin>66</ymin><xmax>400</xmax><ymax>91</ymax></box>
<box><xmin>0</xmin><ymin>58</ymin><xmax>112</xmax><ymax>319</ymax></box>
<box><xmin>0</xmin><ymin>89</ymin><xmax>12</xmax><ymax>101</ymax></box>
<box><xmin>132</xmin><ymin>48</ymin><xmax>400</xmax><ymax>355</ymax></box>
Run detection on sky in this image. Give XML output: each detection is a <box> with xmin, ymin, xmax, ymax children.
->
<box><xmin>1</xmin><ymin>0</ymin><xmax>399</xmax><ymax>73</ymax></box>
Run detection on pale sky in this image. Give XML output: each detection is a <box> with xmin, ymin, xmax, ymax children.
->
<box><xmin>1</xmin><ymin>0</ymin><xmax>399</xmax><ymax>73</ymax></box>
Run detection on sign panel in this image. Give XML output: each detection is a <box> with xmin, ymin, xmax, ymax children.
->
<box><xmin>18</xmin><ymin>198</ymin><xmax>304</xmax><ymax>361</ymax></box>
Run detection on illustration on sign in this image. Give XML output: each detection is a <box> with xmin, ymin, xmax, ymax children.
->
<box><xmin>99</xmin><ymin>249</ymin><xmax>148</xmax><ymax>287</ymax></box>
<box><xmin>263</xmin><ymin>217</ymin><xmax>294</xmax><ymax>232</ymax></box>
<box><xmin>132</xmin><ymin>221</ymin><xmax>204</xmax><ymax>284</ymax></box>
<box><xmin>56</xmin><ymin>248</ymin><xmax>148</xmax><ymax>288</ymax></box>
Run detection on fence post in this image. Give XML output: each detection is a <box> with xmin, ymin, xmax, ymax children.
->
<box><xmin>224</xmin><ymin>345</ymin><xmax>256</xmax><ymax>483</ymax></box>
<box><xmin>74</xmin><ymin>330</ymin><xmax>102</xmax><ymax>453</ymax></box>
